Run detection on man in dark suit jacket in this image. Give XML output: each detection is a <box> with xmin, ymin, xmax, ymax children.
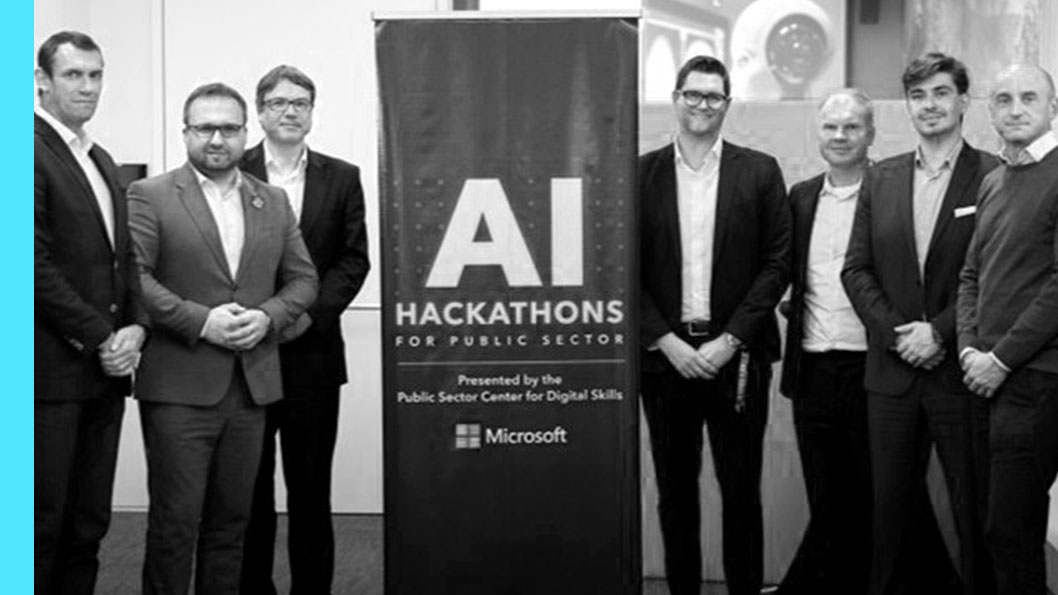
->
<box><xmin>34</xmin><ymin>31</ymin><xmax>146</xmax><ymax>595</ymax></box>
<box><xmin>128</xmin><ymin>82</ymin><xmax>317</xmax><ymax>595</ymax></box>
<box><xmin>239</xmin><ymin>65</ymin><xmax>370</xmax><ymax>595</ymax></box>
<box><xmin>639</xmin><ymin>56</ymin><xmax>790</xmax><ymax>595</ymax></box>
<box><xmin>842</xmin><ymin>53</ymin><xmax>997</xmax><ymax>595</ymax></box>
<box><xmin>779</xmin><ymin>89</ymin><xmax>965</xmax><ymax>595</ymax></box>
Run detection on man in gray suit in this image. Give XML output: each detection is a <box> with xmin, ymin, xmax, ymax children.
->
<box><xmin>128</xmin><ymin>82</ymin><xmax>317</xmax><ymax>595</ymax></box>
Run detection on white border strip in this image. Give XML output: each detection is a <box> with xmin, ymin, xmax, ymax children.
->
<box><xmin>373</xmin><ymin>10</ymin><xmax>641</xmax><ymax>21</ymax></box>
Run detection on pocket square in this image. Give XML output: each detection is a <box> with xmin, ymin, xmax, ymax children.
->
<box><xmin>954</xmin><ymin>205</ymin><xmax>977</xmax><ymax>218</ymax></box>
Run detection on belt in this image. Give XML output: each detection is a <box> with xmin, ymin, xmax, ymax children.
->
<box><xmin>683</xmin><ymin>319</ymin><xmax>712</xmax><ymax>337</ymax></box>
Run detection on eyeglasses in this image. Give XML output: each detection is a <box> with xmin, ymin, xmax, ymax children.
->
<box><xmin>678</xmin><ymin>90</ymin><xmax>729</xmax><ymax>109</ymax></box>
<box><xmin>185</xmin><ymin>124</ymin><xmax>245</xmax><ymax>139</ymax></box>
<box><xmin>263</xmin><ymin>98</ymin><xmax>313</xmax><ymax>113</ymax></box>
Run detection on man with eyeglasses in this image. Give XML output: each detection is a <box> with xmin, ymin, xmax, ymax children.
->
<box><xmin>238</xmin><ymin>65</ymin><xmax>370</xmax><ymax>595</ymax></box>
<box><xmin>639</xmin><ymin>55</ymin><xmax>790</xmax><ymax>595</ymax></box>
<box><xmin>958</xmin><ymin>65</ymin><xmax>1058</xmax><ymax>595</ymax></box>
<box><xmin>34</xmin><ymin>30</ymin><xmax>147</xmax><ymax>595</ymax></box>
<box><xmin>842</xmin><ymin>53</ymin><xmax>997</xmax><ymax>595</ymax></box>
<box><xmin>127</xmin><ymin>82</ymin><xmax>317</xmax><ymax>595</ymax></box>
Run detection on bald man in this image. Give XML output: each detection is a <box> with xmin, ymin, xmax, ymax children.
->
<box><xmin>957</xmin><ymin>64</ymin><xmax>1058</xmax><ymax>595</ymax></box>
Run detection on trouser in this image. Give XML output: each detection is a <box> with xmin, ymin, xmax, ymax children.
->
<box><xmin>641</xmin><ymin>353</ymin><xmax>771</xmax><ymax>595</ymax></box>
<box><xmin>986</xmin><ymin>368</ymin><xmax>1058</xmax><ymax>595</ymax></box>
<box><xmin>140</xmin><ymin>367</ymin><xmax>266</xmax><ymax>595</ymax></box>
<box><xmin>241</xmin><ymin>388</ymin><xmax>341</xmax><ymax>595</ymax></box>
<box><xmin>867</xmin><ymin>373</ymin><xmax>993</xmax><ymax>595</ymax></box>
<box><xmin>35</xmin><ymin>396</ymin><xmax>124</xmax><ymax>595</ymax></box>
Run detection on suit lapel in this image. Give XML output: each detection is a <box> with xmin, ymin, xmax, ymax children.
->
<box><xmin>175</xmin><ymin>165</ymin><xmax>234</xmax><ymax>282</ymax></box>
<box><xmin>925</xmin><ymin>143</ymin><xmax>977</xmax><ymax>263</ymax></box>
<box><xmin>713</xmin><ymin>141</ymin><xmax>741</xmax><ymax>262</ymax></box>
<box><xmin>90</xmin><ymin>146</ymin><xmax>124</xmax><ymax>255</ymax></box>
<box><xmin>36</xmin><ymin>116</ymin><xmax>115</xmax><ymax>253</ymax></box>
<box><xmin>889</xmin><ymin>153</ymin><xmax>920</xmax><ymax>278</ymax></box>
<box><xmin>235</xmin><ymin>179</ymin><xmax>262</xmax><ymax>283</ymax></box>
<box><xmin>299</xmin><ymin>150</ymin><xmax>326</xmax><ymax>236</ymax></box>
<box><xmin>795</xmin><ymin>176</ymin><xmax>825</xmax><ymax>290</ymax></box>
<box><xmin>654</xmin><ymin>145</ymin><xmax>681</xmax><ymax>263</ymax></box>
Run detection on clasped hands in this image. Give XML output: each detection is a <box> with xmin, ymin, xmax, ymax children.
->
<box><xmin>202</xmin><ymin>303</ymin><xmax>271</xmax><ymax>351</ymax></box>
<box><xmin>98</xmin><ymin>324</ymin><xmax>147</xmax><ymax>377</ymax></box>
<box><xmin>659</xmin><ymin>333</ymin><xmax>738</xmax><ymax>380</ymax></box>
<box><xmin>960</xmin><ymin>348</ymin><xmax>1007</xmax><ymax>399</ymax></box>
<box><xmin>893</xmin><ymin>321</ymin><xmax>944</xmax><ymax>370</ymax></box>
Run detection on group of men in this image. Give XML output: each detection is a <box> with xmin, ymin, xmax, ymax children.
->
<box><xmin>32</xmin><ymin>25</ymin><xmax>1058</xmax><ymax>595</ymax></box>
<box><xmin>640</xmin><ymin>54</ymin><xmax>1058</xmax><ymax>595</ymax></box>
<box><xmin>34</xmin><ymin>31</ymin><xmax>369</xmax><ymax>595</ymax></box>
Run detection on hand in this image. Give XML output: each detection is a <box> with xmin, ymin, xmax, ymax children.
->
<box><xmin>201</xmin><ymin>303</ymin><xmax>247</xmax><ymax>348</ymax></box>
<box><xmin>658</xmin><ymin>333</ymin><xmax>714</xmax><ymax>380</ymax></box>
<box><xmin>961</xmin><ymin>349</ymin><xmax>1008</xmax><ymax>398</ymax></box>
<box><xmin>226</xmin><ymin>309</ymin><xmax>271</xmax><ymax>351</ymax></box>
<box><xmin>278</xmin><ymin>312</ymin><xmax>312</xmax><ymax>343</ymax></box>
<box><xmin>893</xmin><ymin>322</ymin><xmax>944</xmax><ymax>369</ymax></box>
<box><xmin>99</xmin><ymin>324</ymin><xmax>146</xmax><ymax>377</ymax></box>
<box><xmin>697</xmin><ymin>334</ymin><xmax>739</xmax><ymax>378</ymax></box>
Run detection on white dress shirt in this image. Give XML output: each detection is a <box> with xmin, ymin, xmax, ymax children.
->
<box><xmin>912</xmin><ymin>140</ymin><xmax>961</xmax><ymax>274</ymax></box>
<box><xmin>803</xmin><ymin>175</ymin><xmax>867</xmax><ymax>352</ymax></box>
<box><xmin>674</xmin><ymin>136</ymin><xmax>722</xmax><ymax>322</ymax></box>
<box><xmin>264</xmin><ymin>141</ymin><xmax>308</xmax><ymax>221</ymax></box>
<box><xmin>192</xmin><ymin>167</ymin><xmax>245</xmax><ymax>279</ymax></box>
<box><xmin>36</xmin><ymin>106</ymin><xmax>115</xmax><ymax>247</ymax></box>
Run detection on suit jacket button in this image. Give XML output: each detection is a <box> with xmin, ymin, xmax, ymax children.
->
<box><xmin>109</xmin><ymin>304</ymin><xmax>118</xmax><ymax>313</ymax></box>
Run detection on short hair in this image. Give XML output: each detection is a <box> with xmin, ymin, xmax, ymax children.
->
<box><xmin>818</xmin><ymin>88</ymin><xmax>875</xmax><ymax>131</ymax></box>
<box><xmin>255</xmin><ymin>65</ymin><xmax>316</xmax><ymax>110</ymax></box>
<box><xmin>675</xmin><ymin>55</ymin><xmax>731</xmax><ymax>98</ymax></box>
<box><xmin>902</xmin><ymin>52</ymin><xmax>970</xmax><ymax>95</ymax></box>
<box><xmin>37</xmin><ymin>31</ymin><xmax>101</xmax><ymax>77</ymax></box>
<box><xmin>182</xmin><ymin>82</ymin><xmax>248</xmax><ymax>125</ymax></box>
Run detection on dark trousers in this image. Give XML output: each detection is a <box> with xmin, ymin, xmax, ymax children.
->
<box><xmin>867</xmin><ymin>374</ymin><xmax>993</xmax><ymax>595</ymax></box>
<box><xmin>241</xmin><ymin>389</ymin><xmax>341</xmax><ymax>595</ymax></box>
<box><xmin>35</xmin><ymin>396</ymin><xmax>124</xmax><ymax>595</ymax></box>
<box><xmin>778</xmin><ymin>351</ymin><xmax>872</xmax><ymax>595</ymax></box>
<box><xmin>641</xmin><ymin>355</ymin><xmax>771</xmax><ymax>595</ymax></box>
<box><xmin>986</xmin><ymin>368</ymin><xmax>1058</xmax><ymax>595</ymax></box>
<box><xmin>140</xmin><ymin>368</ymin><xmax>266</xmax><ymax>595</ymax></box>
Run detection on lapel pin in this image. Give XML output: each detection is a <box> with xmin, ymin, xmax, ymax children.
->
<box><xmin>251</xmin><ymin>196</ymin><xmax>264</xmax><ymax>210</ymax></box>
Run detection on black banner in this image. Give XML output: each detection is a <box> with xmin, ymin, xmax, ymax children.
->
<box><xmin>377</xmin><ymin>16</ymin><xmax>639</xmax><ymax>594</ymax></box>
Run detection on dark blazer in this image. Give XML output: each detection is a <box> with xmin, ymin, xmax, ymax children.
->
<box><xmin>639</xmin><ymin>141</ymin><xmax>791</xmax><ymax>372</ymax></box>
<box><xmin>34</xmin><ymin>114</ymin><xmax>142</xmax><ymax>402</ymax></box>
<box><xmin>841</xmin><ymin>143</ymin><xmax>999</xmax><ymax>395</ymax></box>
<box><xmin>240</xmin><ymin>143</ymin><xmax>370</xmax><ymax>392</ymax></box>
<box><xmin>128</xmin><ymin>164</ymin><xmax>318</xmax><ymax>406</ymax></box>
<box><xmin>779</xmin><ymin>173</ymin><xmax>827</xmax><ymax>399</ymax></box>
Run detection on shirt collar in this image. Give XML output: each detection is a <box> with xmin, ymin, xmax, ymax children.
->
<box><xmin>821</xmin><ymin>173</ymin><xmax>862</xmax><ymax>202</ymax></box>
<box><xmin>35</xmin><ymin>105</ymin><xmax>93</xmax><ymax>153</ymax></box>
<box><xmin>1000</xmin><ymin>130</ymin><xmax>1058</xmax><ymax>165</ymax></box>
<box><xmin>191</xmin><ymin>165</ymin><xmax>244</xmax><ymax>197</ymax></box>
<box><xmin>674</xmin><ymin>134</ymin><xmax>723</xmax><ymax>171</ymax></box>
<box><xmin>264</xmin><ymin>140</ymin><xmax>308</xmax><ymax>174</ymax></box>
<box><xmin>915</xmin><ymin>139</ymin><xmax>962</xmax><ymax>174</ymax></box>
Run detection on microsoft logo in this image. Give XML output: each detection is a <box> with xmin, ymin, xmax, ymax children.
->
<box><xmin>454</xmin><ymin>423</ymin><xmax>570</xmax><ymax>450</ymax></box>
<box><xmin>454</xmin><ymin>423</ymin><xmax>482</xmax><ymax>450</ymax></box>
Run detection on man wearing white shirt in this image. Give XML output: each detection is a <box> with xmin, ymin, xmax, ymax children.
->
<box><xmin>239</xmin><ymin>65</ymin><xmax>370</xmax><ymax>595</ymax></box>
<box><xmin>127</xmin><ymin>82</ymin><xmax>317</xmax><ymax>595</ymax></box>
<box><xmin>639</xmin><ymin>55</ymin><xmax>790</xmax><ymax>595</ymax></box>
<box><xmin>34</xmin><ymin>30</ymin><xmax>146</xmax><ymax>595</ymax></box>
